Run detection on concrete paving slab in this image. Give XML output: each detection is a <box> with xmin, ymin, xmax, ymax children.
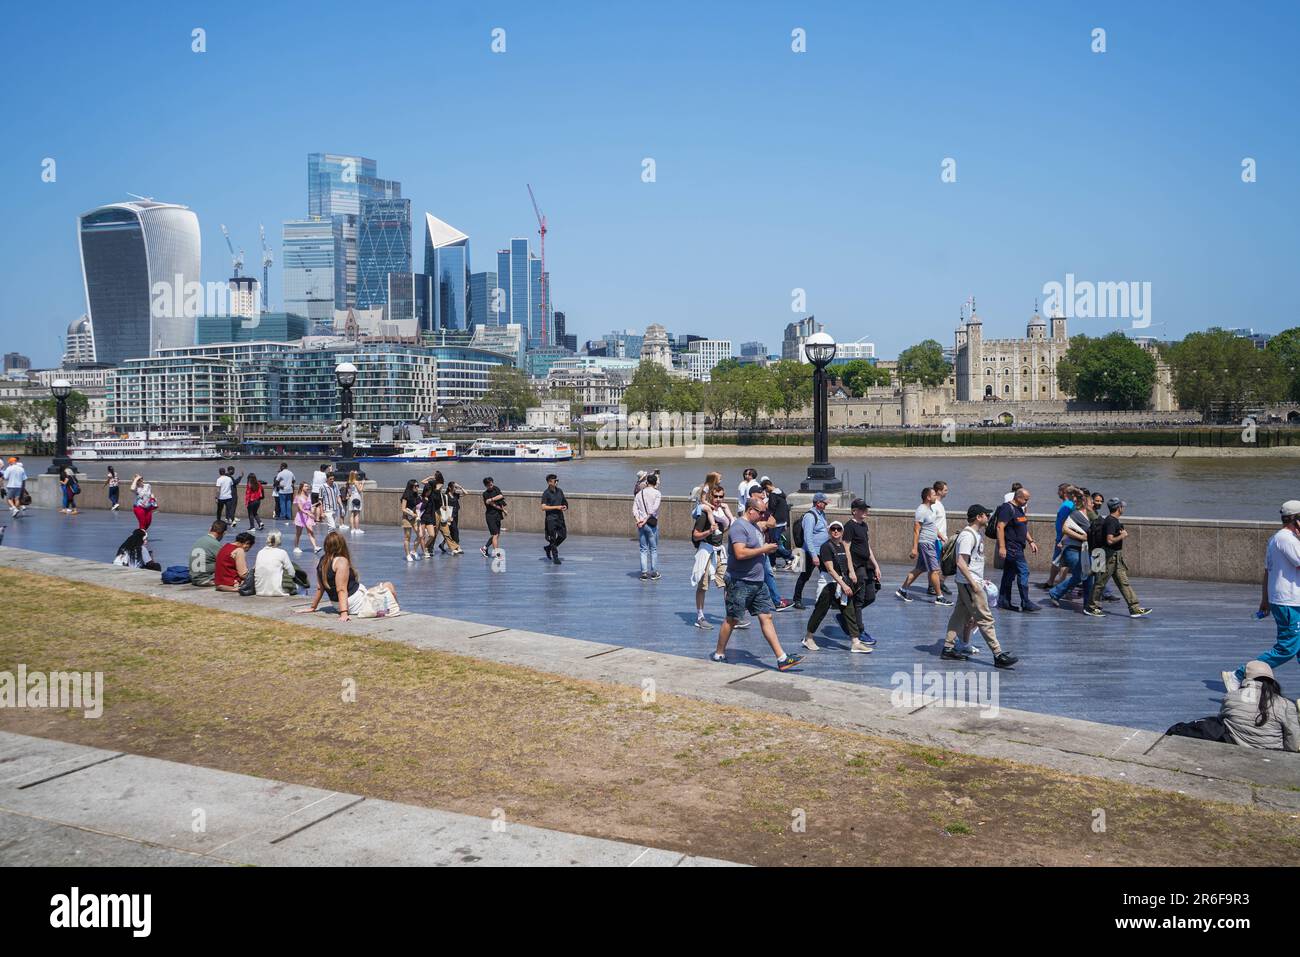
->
<box><xmin>0</xmin><ymin>810</ymin><xmax>226</xmax><ymax>866</ymax></box>
<box><xmin>0</xmin><ymin>733</ymin><xmax>122</xmax><ymax>787</ymax></box>
<box><xmin>1138</xmin><ymin>734</ymin><xmax>1300</xmax><ymax>789</ymax></box>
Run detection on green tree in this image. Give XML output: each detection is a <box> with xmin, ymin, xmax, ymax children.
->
<box><xmin>771</xmin><ymin>359</ymin><xmax>814</xmax><ymax>426</ymax></box>
<box><xmin>896</xmin><ymin>339</ymin><xmax>950</xmax><ymax>387</ymax></box>
<box><xmin>623</xmin><ymin>360</ymin><xmax>672</xmax><ymax>415</ymax></box>
<box><xmin>485</xmin><ymin>365</ymin><xmax>538</xmax><ymax>427</ymax></box>
<box><xmin>664</xmin><ymin>378</ymin><xmax>704</xmax><ymax>415</ymax></box>
<box><xmin>1167</xmin><ymin>328</ymin><xmax>1288</xmax><ymax>421</ymax></box>
<box><xmin>735</xmin><ymin>365</ymin><xmax>780</xmax><ymax>429</ymax></box>
<box><xmin>705</xmin><ymin>366</ymin><xmax>746</xmax><ymax>428</ymax></box>
<box><xmin>1055</xmin><ymin>333</ymin><xmax>1157</xmax><ymax>409</ymax></box>
<box><xmin>837</xmin><ymin>359</ymin><xmax>891</xmax><ymax>396</ymax></box>
<box><xmin>1265</xmin><ymin>327</ymin><xmax>1300</xmax><ymax>402</ymax></box>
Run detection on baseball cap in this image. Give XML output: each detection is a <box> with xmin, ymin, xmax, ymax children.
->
<box><xmin>759</xmin><ymin>475</ymin><xmax>771</xmax><ymax>484</ymax></box>
<box><xmin>850</xmin><ymin>497</ymin><xmax>870</xmax><ymax>510</ymax></box>
<box><xmin>828</xmin><ymin>520</ymin><xmax>844</xmax><ymax>531</ymax></box>
<box><xmin>1107</xmin><ymin>497</ymin><xmax>1125</xmax><ymax>511</ymax></box>
<box><xmin>967</xmin><ymin>504</ymin><xmax>991</xmax><ymax>522</ymax></box>
<box><xmin>1282</xmin><ymin>500</ymin><xmax>1300</xmax><ymax>518</ymax></box>
<box><xmin>635</xmin><ymin>469</ymin><xmax>648</xmax><ymax>480</ymax></box>
<box><xmin>812</xmin><ymin>492</ymin><xmax>829</xmax><ymax>503</ymax></box>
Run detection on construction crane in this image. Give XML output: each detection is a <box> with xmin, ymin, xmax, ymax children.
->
<box><xmin>220</xmin><ymin>224</ymin><xmax>245</xmax><ymax>278</ymax></box>
<box><xmin>259</xmin><ymin>224</ymin><xmax>273</xmax><ymax>311</ymax></box>
<box><xmin>527</xmin><ymin>184</ymin><xmax>548</xmax><ymax>346</ymax></box>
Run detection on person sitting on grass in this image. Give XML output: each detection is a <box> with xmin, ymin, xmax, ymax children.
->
<box><xmin>253</xmin><ymin>530</ymin><xmax>298</xmax><ymax>597</ymax></box>
<box><xmin>1167</xmin><ymin>661</ymin><xmax>1299</xmax><ymax>752</ymax></box>
<box><xmin>298</xmin><ymin>530</ymin><xmax>400</xmax><ymax>622</ymax></box>
<box><xmin>189</xmin><ymin>520</ymin><xmax>227</xmax><ymax>587</ymax></box>
<box><xmin>214</xmin><ymin>531</ymin><xmax>256</xmax><ymax>592</ymax></box>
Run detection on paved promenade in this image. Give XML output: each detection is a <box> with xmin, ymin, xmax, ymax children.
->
<box><xmin>2</xmin><ymin>506</ymin><xmax>1290</xmax><ymax>734</ymax></box>
<box><xmin>0</xmin><ymin>731</ymin><xmax>735</xmax><ymax>866</ymax></box>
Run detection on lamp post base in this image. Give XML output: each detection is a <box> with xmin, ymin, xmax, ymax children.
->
<box><xmin>799</xmin><ymin>463</ymin><xmax>842</xmax><ymax>493</ymax></box>
<box><xmin>333</xmin><ymin>459</ymin><xmax>365</xmax><ymax>480</ymax></box>
<box><xmin>47</xmin><ymin>456</ymin><xmax>74</xmax><ymax>476</ymax></box>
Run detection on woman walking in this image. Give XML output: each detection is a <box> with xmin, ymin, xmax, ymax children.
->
<box><xmin>105</xmin><ymin>466</ymin><xmax>120</xmax><ymax>510</ymax></box>
<box><xmin>60</xmin><ymin>467</ymin><xmax>80</xmax><ymax>514</ymax></box>
<box><xmin>345</xmin><ymin>471</ymin><xmax>364</xmax><ymax>534</ymax></box>
<box><xmin>292</xmin><ymin>481</ymin><xmax>320</xmax><ymax>555</ymax></box>
<box><xmin>298</xmin><ymin>530</ymin><xmax>400</xmax><ymax>622</ymax></box>
<box><xmin>424</xmin><ymin>470</ymin><xmax>462</xmax><ymax>555</ymax></box>
<box><xmin>447</xmin><ymin>481</ymin><xmax>466</xmax><ymax>545</ymax></box>
<box><xmin>245</xmin><ymin>473</ymin><xmax>266</xmax><ymax>530</ymax></box>
<box><xmin>130</xmin><ymin>475</ymin><xmax>157</xmax><ymax>531</ymax></box>
<box><xmin>399</xmin><ymin>479</ymin><xmax>422</xmax><ymax>561</ymax></box>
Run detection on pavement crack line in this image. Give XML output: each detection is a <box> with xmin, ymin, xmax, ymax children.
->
<box><xmin>267</xmin><ymin>796</ymin><xmax>367</xmax><ymax>846</ymax></box>
<box><xmin>583</xmin><ymin>647</ymin><xmax>626</xmax><ymax>659</ymax></box>
<box><xmin>724</xmin><ymin>669</ymin><xmax>768</xmax><ymax>686</ymax></box>
<box><xmin>465</xmin><ymin>627</ymin><xmax>511</xmax><ymax>640</ymax></box>
<box><xmin>0</xmin><ymin>806</ymin><xmax>218</xmax><ymax>860</ymax></box>
<box><xmin>15</xmin><ymin>752</ymin><xmax>125</xmax><ymax>789</ymax></box>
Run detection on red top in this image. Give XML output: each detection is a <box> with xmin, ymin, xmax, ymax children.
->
<box><xmin>245</xmin><ymin>482</ymin><xmax>263</xmax><ymax>505</ymax></box>
<box><xmin>215</xmin><ymin>543</ymin><xmax>244</xmax><ymax>587</ymax></box>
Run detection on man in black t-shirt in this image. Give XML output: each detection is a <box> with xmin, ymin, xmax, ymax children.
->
<box><xmin>481</xmin><ymin>477</ymin><xmax>507</xmax><ymax>558</ymax></box>
<box><xmin>540</xmin><ymin>473</ymin><xmax>568</xmax><ymax>563</ymax></box>
<box><xmin>1085</xmin><ymin>498</ymin><xmax>1149</xmax><ymax>617</ymax></box>
<box><xmin>760</xmin><ymin>478</ymin><xmax>793</xmax><ymax>568</ymax></box>
<box><xmin>994</xmin><ymin>487</ymin><xmax>1039</xmax><ymax>612</ymax></box>
<box><xmin>841</xmin><ymin>499</ymin><xmax>882</xmax><ymax>642</ymax></box>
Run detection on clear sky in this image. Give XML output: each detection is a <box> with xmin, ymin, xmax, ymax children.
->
<box><xmin>1</xmin><ymin>1</ymin><xmax>1296</xmax><ymax>366</ymax></box>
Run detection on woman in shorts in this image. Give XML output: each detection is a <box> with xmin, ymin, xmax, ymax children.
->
<box><xmin>299</xmin><ymin>531</ymin><xmax>400</xmax><ymax>622</ymax></box>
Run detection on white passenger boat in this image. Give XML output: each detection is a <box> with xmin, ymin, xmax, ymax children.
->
<box><xmin>459</xmin><ymin>438</ymin><xmax>573</xmax><ymax>462</ymax></box>
<box><xmin>355</xmin><ymin>439</ymin><xmax>459</xmax><ymax>463</ymax></box>
<box><xmin>69</xmin><ymin>431</ymin><xmax>221</xmax><ymax>461</ymax></box>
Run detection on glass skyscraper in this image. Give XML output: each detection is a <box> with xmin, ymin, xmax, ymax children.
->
<box><xmin>496</xmin><ymin>249</ymin><xmax>511</xmax><ymax>326</ymax></box>
<box><xmin>306</xmin><ymin>153</ymin><xmax>401</xmax><ymax>308</ymax></box>
<box><xmin>422</xmin><ymin>213</ymin><xmax>470</xmax><ymax>332</ymax></box>
<box><xmin>356</xmin><ymin>197</ymin><xmax>412</xmax><ymax>310</ymax></box>
<box><xmin>469</xmin><ymin>271</ymin><xmax>500</xmax><ymax>329</ymax></box>
<box><xmin>282</xmin><ymin>219</ymin><xmax>343</xmax><ymax>321</ymax></box>
<box><xmin>78</xmin><ymin>199</ymin><xmax>202</xmax><ymax>364</ymax></box>
<box><xmin>509</xmin><ymin>239</ymin><xmax>531</xmax><ymax>333</ymax></box>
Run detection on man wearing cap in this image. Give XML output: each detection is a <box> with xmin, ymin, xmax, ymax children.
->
<box><xmin>1224</xmin><ymin>500</ymin><xmax>1300</xmax><ymax>692</ymax></box>
<box><xmin>943</xmin><ymin>504</ymin><xmax>1019</xmax><ymax>668</ymax></box>
<box><xmin>4</xmin><ymin>456</ymin><xmax>27</xmax><ymax>516</ymax></box>
<box><xmin>793</xmin><ymin>492</ymin><xmax>831</xmax><ymax>609</ymax></box>
<box><xmin>842</xmin><ymin>498</ymin><xmax>882</xmax><ymax>642</ymax></box>
<box><xmin>1084</xmin><ymin>498</ymin><xmax>1150</xmax><ymax>618</ymax></box>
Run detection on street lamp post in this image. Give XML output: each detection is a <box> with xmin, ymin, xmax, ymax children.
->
<box><xmin>800</xmin><ymin>332</ymin><xmax>843</xmax><ymax>493</ymax></box>
<box><xmin>333</xmin><ymin>362</ymin><xmax>364</xmax><ymax>479</ymax></box>
<box><xmin>47</xmin><ymin>379</ymin><xmax>74</xmax><ymax>475</ymax></box>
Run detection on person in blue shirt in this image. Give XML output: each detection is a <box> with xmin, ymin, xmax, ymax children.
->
<box><xmin>793</xmin><ymin>493</ymin><xmax>831</xmax><ymax>608</ymax></box>
<box><xmin>1038</xmin><ymin>483</ymin><xmax>1074</xmax><ymax>590</ymax></box>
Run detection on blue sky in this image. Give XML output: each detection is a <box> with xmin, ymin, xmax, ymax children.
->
<box><xmin>1</xmin><ymin>1</ymin><xmax>1297</xmax><ymax>366</ymax></box>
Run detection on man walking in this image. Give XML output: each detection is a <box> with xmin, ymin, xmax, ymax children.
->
<box><xmin>1047</xmin><ymin>488</ymin><xmax>1094</xmax><ymax>610</ymax></box>
<box><xmin>633</xmin><ymin>472</ymin><xmax>662</xmax><ymax>580</ymax></box>
<box><xmin>760</xmin><ymin>477</ymin><xmax>793</xmax><ymax>569</ymax></box>
<box><xmin>841</xmin><ymin>498</ymin><xmax>881</xmax><ymax>645</ymax></box>
<box><xmin>4</xmin><ymin>456</ymin><xmax>27</xmax><ymax>516</ymax></box>
<box><xmin>215</xmin><ymin>467</ymin><xmax>234</xmax><ymax>524</ymax></box>
<box><xmin>897</xmin><ymin>487</ymin><xmax>950</xmax><ymax>605</ymax></box>
<box><xmin>1223</xmin><ymin>500</ymin><xmax>1300</xmax><ymax>692</ymax></box>
<box><xmin>480</xmin><ymin>476</ymin><xmax>507</xmax><ymax>558</ymax></box>
<box><xmin>226</xmin><ymin>467</ymin><xmax>244</xmax><ymax>526</ymax></box>
<box><xmin>1039</xmin><ymin>483</ymin><xmax>1074</xmax><ymax>590</ymax></box>
<box><xmin>712</xmin><ymin>495</ymin><xmax>804</xmax><ymax>672</ymax></box>
<box><xmin>541</xmin><ymin>473</ymin><xmax>568</xmax><ymax>563</ymax></box>
<box><xmin>793</xmin><ymin>492</ymin><xmax>831</xmax><ymax>609</ymax></box>
<box><xmin>1084</xmin><ymin>499</ymin><xmax>1151</xmax><ymax>618</ymax></box>
<box><xmin>942</xmin><ymin>505</ymin><xmax>1019</xmax><ymax>668</ymax></box>
<box><xmin>929</xmin><ymin>480</ymin><xmax>952</xmax><ymax>597</ymax></box>
<box><xmin>274</xmin><ymin>462</ymin><xmax>295</xmax><ymax>522</ymax></box>
<box><xmin>994</xmin><ymin>486</ymin><xmax>1040</xmax><ymax>612</ymax></box>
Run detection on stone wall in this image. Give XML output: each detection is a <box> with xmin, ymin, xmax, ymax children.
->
<box><xmin>32</xmin><ymin>475</ymin><xmax>1271</xmax><ymax>585</ymax></box>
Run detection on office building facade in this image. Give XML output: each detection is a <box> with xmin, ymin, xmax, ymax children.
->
<box><xmin>306</xmin><ymin>153</ymin><xmax>401</xmax><ymax>308</ymax></box>
<box><xmin>469</xmin><ymin>271</ymin><xmax>502</xmax><ymax>329</ymax></box>
<box><xmin>78</xmin><ymin>199</ymin><xmax>202</xmax><ymax>364</ymax></box>
<box><xmin>356</xmin><ymin>197</ymin><xmax>411</xmax><ymax>310</ymax></box>
<box><xmin>423</xmin><ymin>214</ymin><xmax>470</xmax><ymax>332</ymax></box>
<box><xmin>282</xmin><ymin>219</ymin><xmax>343</xmax><ymax>321</ymax></box>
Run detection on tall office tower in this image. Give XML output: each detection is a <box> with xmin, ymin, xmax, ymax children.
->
<box><xmin>470</xmin><ymin>271</ymin><xmax>501</xmax><ymax>329</ymax></box>
<box><xmin>496</xmin><ymin>249</ymin><xmax>511</xmax><ymax>324</ymax></box>
<box><xmin>282</xmin><ymin>218</ymin><xmax>344</xmax><ymax>321</ymax></box>
<box><xmin>553</xmin><ymin>311</ymin><xmax>576</xmax><ymax>352</ymax></box>
<box><xmin>307</xmin><ymin>153</ymin><xmax>400</xmax><ymax>308</ymax></box>
<box><xmin>386</xmin><ymin>272</ymin><xmax>432</xmax><ymax>330</ymax></box>
<box><xmin>63</xmin><ymin>315</ymin><xmax>96</xmax><ymax>365</ymax></box>
<box><xmin>509</xmin><ymin>238</ymin><xmax>534</xmax><ymax>335</ymax></box>
<box><xmin>529</xmin><ymin>257</ymin><xmax>552</xmax><ymax>348</ymax></box>
<box><xmin>422</xmin><ymin>213</ymin><xmax>470</xmax><ymax>331</ymax></box>
<box><xmin>228</xmin><ymin>277</ymin><xmax>259</xmax><ymax>320</ymax></box>
<box><xmin>356</xmin><ymin>197</ymin><xmax>412</xmax><ymax>310</ymax></box>
<box><xmin>783</xmin><ymin>315</ymin><xmax>824</xmax><ymax>362</ymax></box>
<box><xmin>78</xmin><ymin>199</ymin><xmax>201</xmax><ymax>364</ymax></box>
<box><xmin>3</xmin><ymin>353</ymin><xmax>31</xmax><ymax>376</ymax></box>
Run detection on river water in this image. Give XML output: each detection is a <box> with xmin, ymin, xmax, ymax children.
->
<box><xmin>25</xmin><ymin>453</ymin><xmax>1292</xmax><ymax>520</ymax></box>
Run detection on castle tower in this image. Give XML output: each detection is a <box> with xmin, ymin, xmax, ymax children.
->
<box><xmin>1027</xmin><ymin>299</ymin><xmax>1047</xmax><ymax>340</ymax></box>
<box><xmin>1050</xmin><ymin>309</ymin><xmax>1067</xmax><ymax>341</ymax></box>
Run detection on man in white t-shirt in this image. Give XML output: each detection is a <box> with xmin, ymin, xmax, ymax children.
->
<box><xmin>215</xmin><ymin>467</ymin><xmax>234</xmax><ymax>523</ymax></box>
<box><xmin>274</xmin><ymin>463</ymin><xmax>295</xmax><ymax>522</ymax></box>
<box><xmin>942</xmin><ymin>504</ymin><xmax>1018</xmax><ymax>668</ymax></box>
<box><xmin>897</xmin><ymin>487</ymin><xmax>949</xmax><ymax>604</ymax></box>
<box><xmin>1225</xmin><ymin>499</ymin><xmax>1300</xmax><ymax>691</ymax></box>
<box><xmin>929</xmin><ymin>480</ymin><xmax>952</xmax><ymax>597</ymax></box>
<box><xmin>310</xmin><ymin>463</ymin><xmax>328</xmax><ymax>503</ymax></box>
<box><xmin>736</xmin><ymin>468</ymin><xmax>759</xmax><ymax>511</ymax></box>
<box><xmin>4</xmin><ymin>457</ymin><xmax>27</xmax><ymax>515</ymax></box>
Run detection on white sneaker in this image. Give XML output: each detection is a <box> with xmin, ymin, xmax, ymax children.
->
<box><xmin>413</xmin><ymin>550</ymin><xmax>423</xmax><ymax>560</ymax></box>
<box><xmin>954</xmin><ymin>643</ymin><xmax>981</xmax><ymax>656</ymax></box>
<box><xmin>694</xmin><ymin>616</ymin><xmax>712</xmax><ymax>629</ymax></box>
<box><xmin>733</xmin><ymin>618</ymin><xmax>751</xmax><ymax>629</ymax></box>
<box><xmin>1222</xmin><ymin>669</ymin><xmax>1241</xmax><ymax>693</ymax></box>
<box><xmin>111</xmin><ymin>503</ymin><xmax>120</xmax><ymax>510</ymax></box>
<box><xmin>849</xmin><ymin>639</ymin><xmax>874</xmax><ymax>654</ymax></box>
<box><xmin>801</xmin><ymin>636</ymin><xmax>819</xmax><ymax>652</ymax></box>
<box><xmin>406</xmin><ymin>553</ymin><xmax>414</xmax><ymax>563</ymax></box>
<box><xmin>313</xmin><ymin>546</ymin><xmax>323</xmax><ymax>553</ymax></box>
<box><xmin>293</xmin><ymin>547</ymin><xmax>303</xmax><ymax>554</ymax></box>
<box><xmin>354</xmin><ymin>528</ymin><xmax>364</xmax><ymax>534</ymax></box>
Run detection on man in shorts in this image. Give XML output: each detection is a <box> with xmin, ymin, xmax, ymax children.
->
<box><xmin>481</xmin><ymin>476</ymin><xmax>507</xmax><ymax>557</ymax></box>
<box><xmin>711</xmin><ymin>496</ymin><xmax>803</xmax><ymax>672</ymax></box>
<box><xmin>896</xmin><ymin>486</ymin><xmax>950</xmax><ymax>605</ymax></box>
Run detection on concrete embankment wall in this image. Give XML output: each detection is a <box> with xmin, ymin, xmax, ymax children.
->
<box><xmin>31</xmin><ymin>475</ymin><xmax>1269</xmax><ymax>585</ymax></box>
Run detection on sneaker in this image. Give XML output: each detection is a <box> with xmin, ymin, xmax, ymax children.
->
<box><xmin>1020</xmin><ymin>601</ymin><xmax>1041</xmax><ymax>613</ymax></box>
<box><xmin>792</xmin><ymin>600</ymin><xmax>806</xmax><ymax>610</ymax></box>
<box><xmin>733</xmin><ymin>618</ymin><xmax>751</xmax><ymax>629</ymax></box>
<box><xmin>111</xmin><ymin>503</ymin><xmax>120</xmax><ymax>511</ymax></box>
<box><xmin>314</xmin><ymin>546</ymin><xmax>323</xmax><ymax>554</ymax></box>
<box><xmin>1222</xmin><ymin>669</ymin><xmax>1241</xmax><ymax>693</ymax></box>
<box><xmin>940</xmin><ymin>583</ymin><xmax>953</xmax><ymax>596</ymax></box>
<box><xmin>640</xmin><ymin>572</ymin><xmax>649</xmax><ymax>581</ymax></box>
<box><xmin>480</xmin><ymin>546</ymin><xmax>489</xmax><ymax>557</ymax></box>
<box><xmin>552</xmin><ymin>554</ymin><xmax>561</xmax><ymax>565</ymax></box>
<box><xmin>293</xmin><ymin>547</ymin><xmax>303</xmax><ymax>554</ymax></box>
<box><xmin>406</xmin><ymin>553</ymin><xmax>414</xmax><ymax>563</ymax></box>
<box><xmin>1083</xmin><ymin>607</ymin><xmax>1105</xmax><ymax>617</ymax></box>
<box><xmin>859</xmin><ymin>632</ymin><xmax>877</xmax><ymax>645</ymax></box>
<box><xmin>993</xmin><ymin>652</ymin><xmax>1019</xmax><ymax>669</ymax></box>
<box><xmin>934</xmin><ymin>597</ymin><xmax>954</xmax><ymax>606</ymax></box>
<box><xmin>801</xmin><ymin>637</ymin><xmax>819</xmax><ymax>652</ymax></box>
<box><xmin>650</xmin><ymin>571</ymin><xmax>662</xmax><ymax>581</ymax></box>
<box><xmin>1130</xmin><ymin>607</ymin><xmax>1152</xmax><ymax>618</ymax></box>
<box><xmin>413</xmin><ymin>550</ymin><xmax>423</xmax><ymax>561</ymax></box>
<box><xmin>694</xmin><ymin>616</ymin><xmax>712</xmax><ymax>629</ymax></box>
<box><xmin>927</xmin><ymin>587</ymin><xmax>939</xmax><ymax>597</ymax></box>
<box><xmin>895</xmin><ymin>588</ymin><xmax>913</xmax><ymax>603</ymax></box>
<box><xmin>544</xmin><ymin>545</ymin><xmax>554</xmax><ymax>561</ymax></box>
<box><xmin>776</xmin><ymin>653</ymin><xmax>804</xmax><ymax>671</ymax></box>
<box><xmin>774</xmin><ymin>599</ymin><xmax>794</xmax><ymax>612</ymax></box>
<box><xmin>954</xmin><ymin>643</ymin><xmax>981</xmax><ymax>656</ymax></box>
<box><xmin>1048</xmin><ymin>596</ymin><xmax>1062</xmax><ymax>608</ymax></box>
<box><xmin>940</xmin><ymin>648</ymin><xmax>969</xmax><ymax>661</ymax></box>
<box><xmin>710</xmin><ymin>652</ymin><xmax>727</xmax><ymax>663</ymax></box>
<box><xmin>849</xmin><ymin>639</ymin><xmax>874</xmax><ymax>654</ymax></box>
<box><xmin>353</xmin><ymin>528</ymin><xmax>364</xmax><ymax>535</ymax></box>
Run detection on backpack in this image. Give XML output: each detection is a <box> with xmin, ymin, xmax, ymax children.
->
<box><xmin>791</xmin><ymin>509</ymin><xmax>815</xmax><ymax>550</ymax></box>
<box><xmin>940</xmin><ymin>535</ymin><xmax>960</xmax><ymax>577</ymax></box>
<box><xmin>160</xmin><ymin>564</ymin><xmax>192</xmax><ymax>585</ymax></box>
<box><xmin>986</xmin><ymin>504</ymin><xmax>1004</xmax><ymax>539</ymax></box>
<box><xmin>1087</xmin><ymin>515</ymin><xmax>1108</xmax><ymax>551</ymax></box>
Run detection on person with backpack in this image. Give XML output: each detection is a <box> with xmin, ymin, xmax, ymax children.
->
<box><xmin>993</xmin><ymin>486</ymin><xmax>1039</xmax><ymax>612</ymax></box>
<box><xmin>792</xmin><ymin>493</ymin><xmax>831</xmax><ymax>609</ymax></box>
<box><xmin>941</xmin><ymin>504</ymin><xmax>1019</xmax><ymax>668</ymax></box>
<box><xmin>60</xmin><ymin>467</ymin><xmax>81</xmax><ymax>514</ymax></box>
<box><xmin>841</xmin><ymin>498</ymin><xmax>881</xmax><ymax>645</ymax></box>
<box><xmin>1084</xmin><ymin>498</ymin><xmax>1151</xmax><ymax>618</ymax></box>
<box><xmin>760</xmin><ymin>477</ymin><xmax>793</xmax><ymax>569</ymax></box>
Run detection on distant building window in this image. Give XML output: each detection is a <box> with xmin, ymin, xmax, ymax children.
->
<box><xmin>985</xmin><ymin>369</ymin><xmax>992</xmax><ymax>376</ymax></box>
<box><xmin>1041</xmin><ymin>385</ymin><xmax>1047</xmax><ymax>393</ymax></box>
<box><xmin>1003</xmin><ymin>385</ymin><xmax>1010</xmax><ymax>395</ymax></box>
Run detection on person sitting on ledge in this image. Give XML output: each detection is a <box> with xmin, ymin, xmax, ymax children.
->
<box><xmin>298</xmin><ymin>530</ymin><xmax>399</xmax><ymax>622</ymax></box>
<box><xmin>189</xmin><ymin>520</ymin><xmax>227</xmax><ymax>587</ymax></box>
<box><xmin>253</xmin><ymin>530</ymin><xmax>298</xmax><ymax>597</ymax></box>
<box><xmin>1167</xmin><ymin>661</ymin><xmax>1299</xmax><ymax>752</ymax></box>
<box><xmin>214</xmin><ymin>531</ymin><xmax>256</xmax><ymax>592</ymax></box>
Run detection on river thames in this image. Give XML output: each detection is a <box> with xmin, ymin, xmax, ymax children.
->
<box><xmin>24</xmin><ymin>451</ymin><xmax>1295</xmax><ymax>520</ymax></box>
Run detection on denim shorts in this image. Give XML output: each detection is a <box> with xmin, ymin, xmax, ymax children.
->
<box><xmin>913</xmin><ymin>544</ymin><xmax>940</xmax><ymax>573</ymax></box>
<box><xmin>725</xmin><ymin>578</ymin><xmax>775</xmax><ymax>620</ymax></box>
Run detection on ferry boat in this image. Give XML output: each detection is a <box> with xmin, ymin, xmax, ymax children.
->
<box><xmin>69</xmin><ymin>431</ymin><xmax>220</xmax><ymax>461</ymax></box>
<box><xmin>355</xmin><ymin>439</ymin><xmax>459</xmax><ymax>463</ymax></box>
<box><xmin>459</xmin><ymin>438</ymin><xmax>573</xmax><ymax>463</ymax></box>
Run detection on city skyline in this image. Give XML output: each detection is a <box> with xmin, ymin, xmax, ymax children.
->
<box><xmin>3</xmin><ymin>3</ymin><xmax>1298</xmax><ymax>367</ymax></box>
